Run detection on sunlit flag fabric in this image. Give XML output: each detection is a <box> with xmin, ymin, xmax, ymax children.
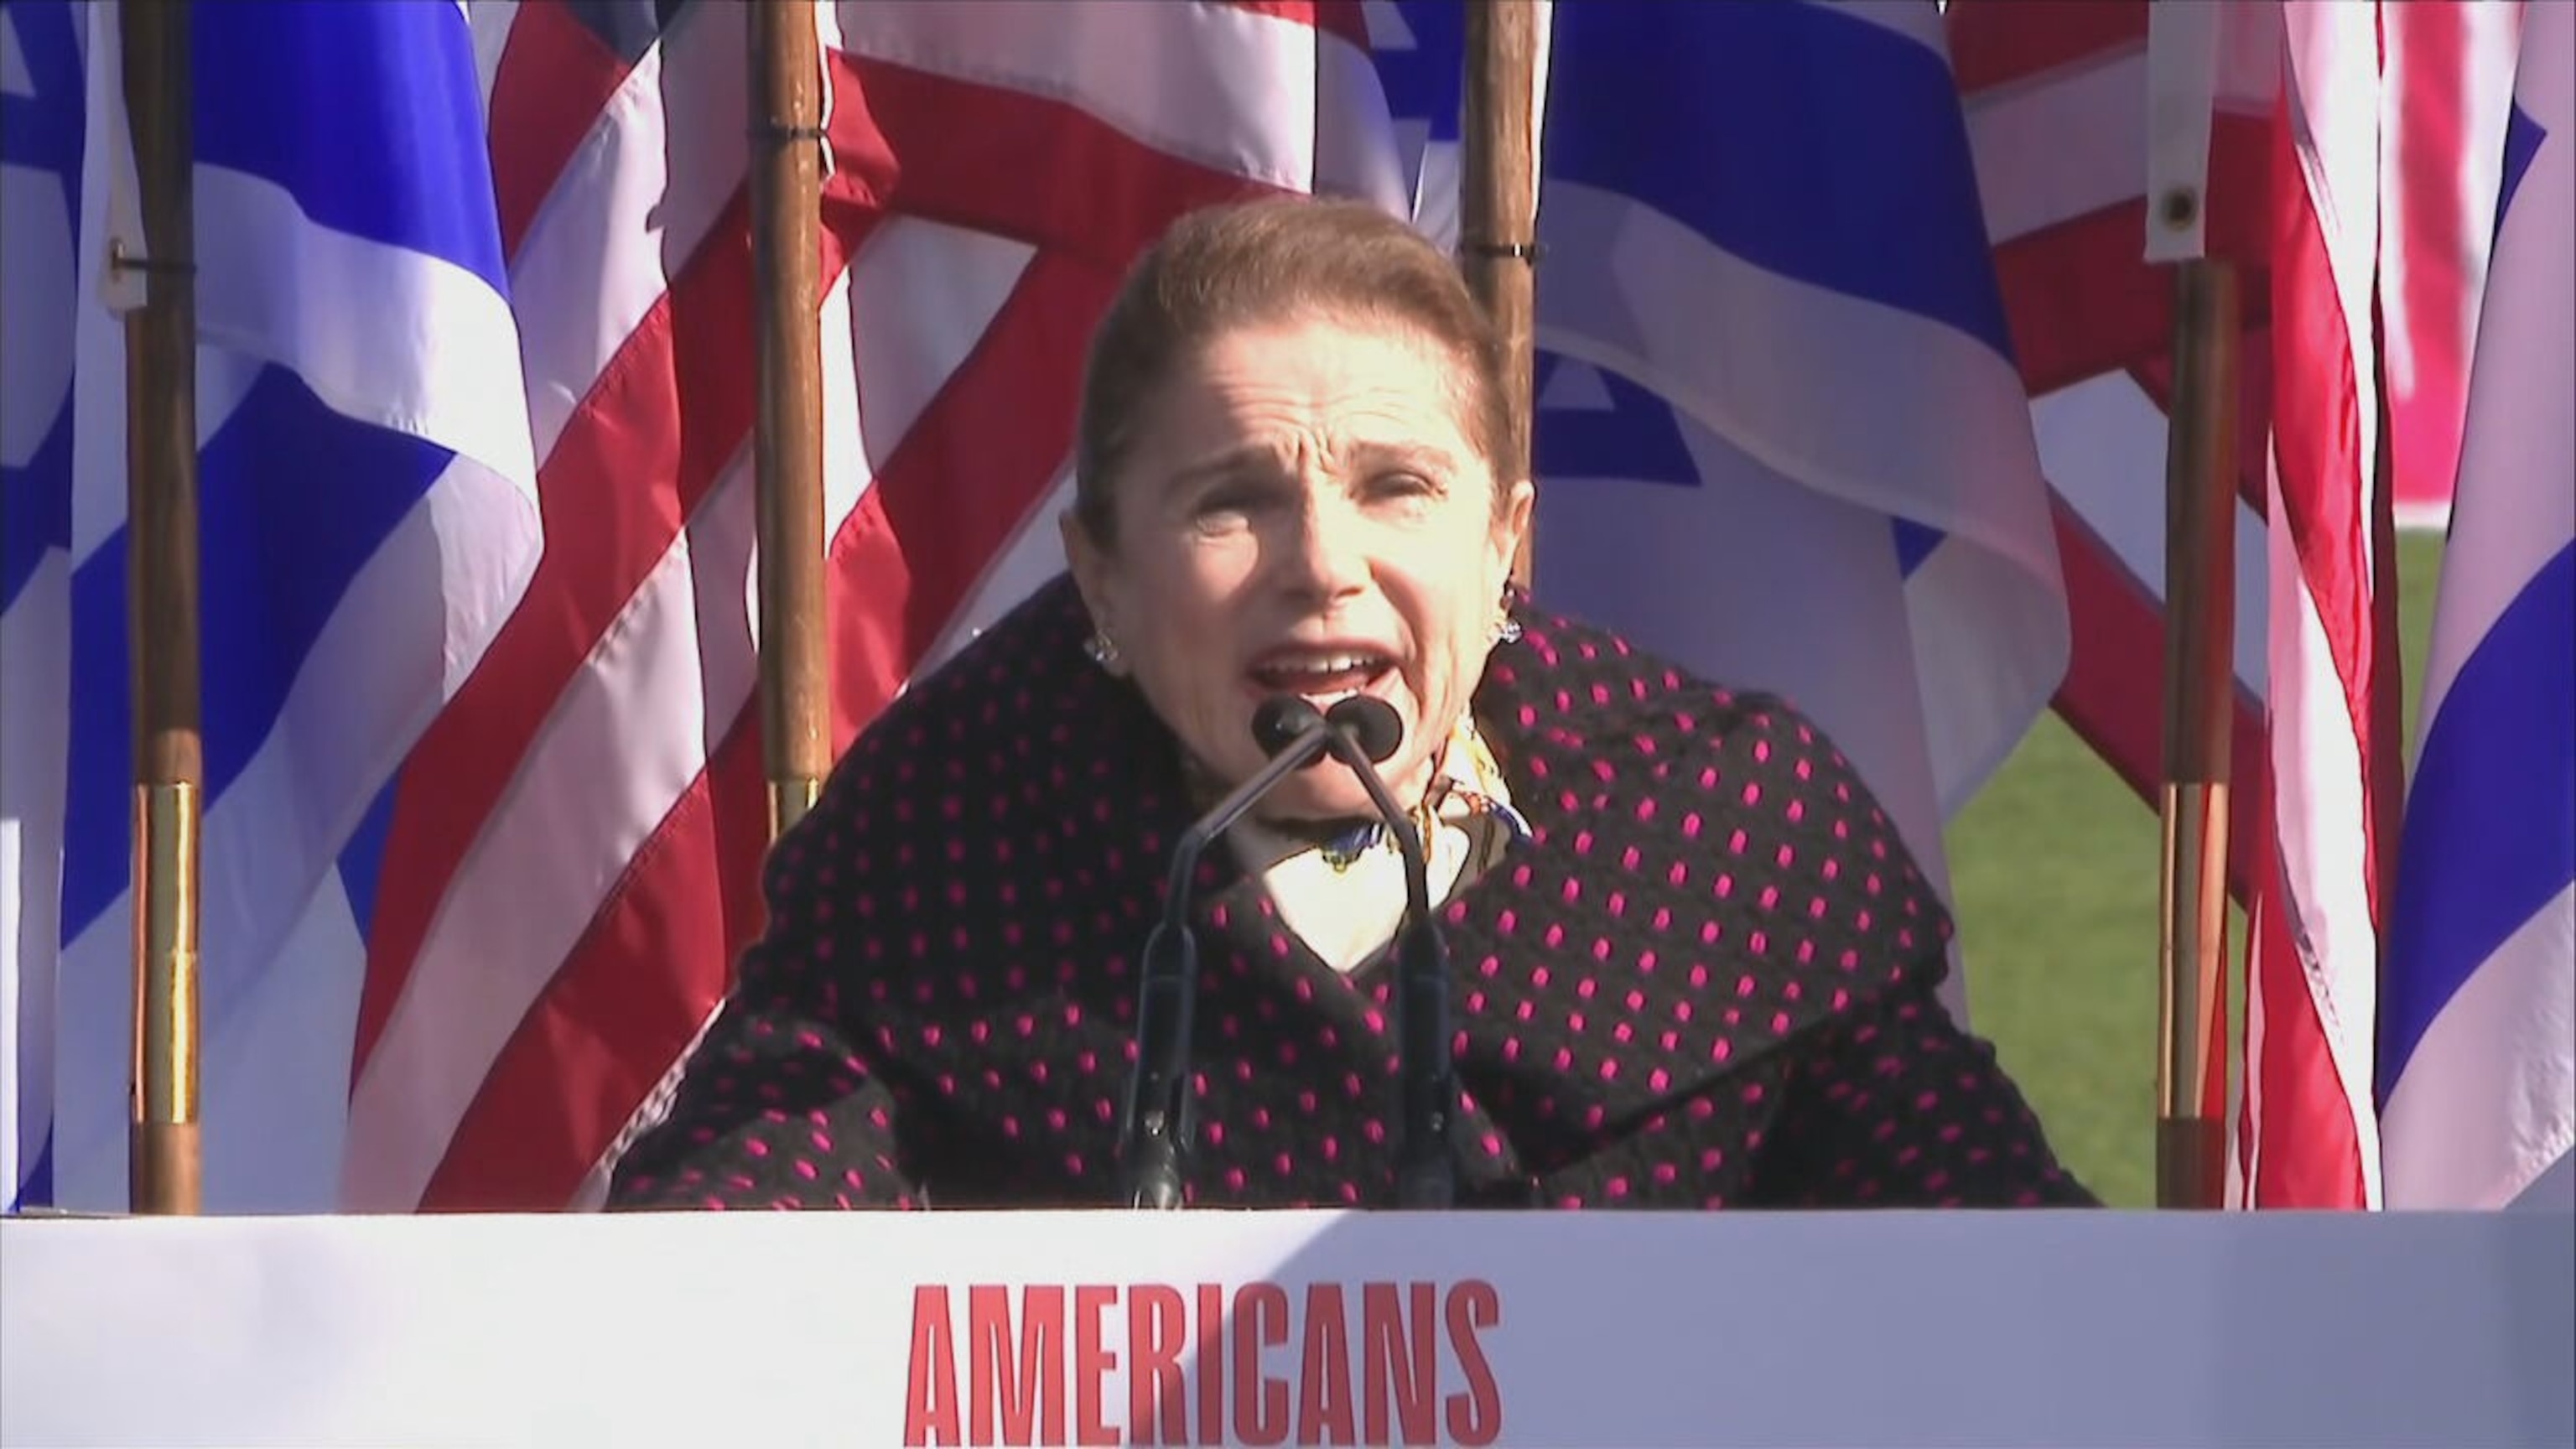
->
<box><xmin>1951</xmin><ymin>0</ymin><xmax>2511</xmax><ymax>821</ymax></box>
<box><xmin>2380</xmin><ymin>0</ymin><xmax>2520</xmax><ymax>534</ymax></box>
<box><xmin>1375</xmin><ymin>1</ymin><xmax>2241</xmax><ymax>984</ymax></box>
<box><xmin>1946</xmin><ymin>0</ymin><xmax>2519</xmax><ymax>1209</ymax></box>
<box><xmin>1512</xmin><ymin>0</ymin><xmax>2069</xmax><ymax>1020</ymax></box>
<box><xmin>2230</xmin><ymin>0</ymin><xmax>2416</xmax><ymax>1212</ymax></box>
<box><xmin>2380</xmin><ymin>0</ymin><xmax>2575</xmax><ymax>1211</ymax></box>
<box><xmin>1947</xmin><ymin>0</ymin><xmax>2280</xmax><ymax>924</ymax></box>
<box><xmin>339</xmin><ymin>1</ymin><xmax>1407</xmax><ymax>1211</ymax></box>
<box><xmin>0</xmin><ymin>0</ymin><xmax>542</xmax><ymax>1211</ymax></box>
<box><xmin>1363</xmin><ymin>0</ymin><xmax>1473</xmax><ymax>247</ymax></box>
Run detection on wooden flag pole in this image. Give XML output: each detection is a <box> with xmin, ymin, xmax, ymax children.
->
<box><xmin>118</xmin><ymin>0</ymin><xmax>204</xmax><ymax>1215</ymax></box>
<box><xmin>1459</xmin><ymin>0</ymin><xmax>1543</xmax><ymax>590</ymax></box>
<box><xmin>2156</xmin><ymin>257</ymin><xmax>2240</xmax><ymax>1210</ymax></box>
<box><xmin>748</xmin><ymin>0</ymin><xmax>830</xmax><ymax>839</ymax></box>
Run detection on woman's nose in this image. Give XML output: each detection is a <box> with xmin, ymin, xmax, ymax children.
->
<box><xmin>1281</xmin><ymin>496</ymin><xmax>1370</xmax><ymax>599</ymax></box>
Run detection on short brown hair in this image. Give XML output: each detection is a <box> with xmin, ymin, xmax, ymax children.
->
<box><xmin>1071</xmin><ymin>195</ymin><xmax>1510</xmax><ymax>544</ymax></box>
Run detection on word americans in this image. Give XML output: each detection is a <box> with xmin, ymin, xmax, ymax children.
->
<box><xmin>903</xmin><ymin>1278</ymin><xmax>1505</xmax><ymax>1447</ymax></box>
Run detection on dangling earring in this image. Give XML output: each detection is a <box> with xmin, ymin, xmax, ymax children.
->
<box><xmin>1083</xmin><ymin>630</ymin><xmax>1126</xmax><ymax>674</ymax></box>
<box><xmin>1491</xmin><ymin>595</ymin><xmax>1522</xmax><ymax>647</ymax></box>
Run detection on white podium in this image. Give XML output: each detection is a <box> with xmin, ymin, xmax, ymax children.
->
<box><xmin>3</xmin><ymin>1208</ymin><xmax>2569</xmax><ymax>1447</ymax></box>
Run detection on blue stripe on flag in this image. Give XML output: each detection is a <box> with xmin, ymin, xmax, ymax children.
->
<box><xmin>2496</xmin><ymin>106</ymin><xmax>2546</xmax><ymax>244</ymax></box>
<box><xmin>1541</xmin><ymin>0</ymin><xmax>2013</xmax><ymax>360</ymax></box>
<box><xmin>0</xmin><ymin>406</ymin><xmax>70</xmax><ymax>614</ymax></box>
<box><xmin>1892</xmin><ymin>519</ymin><xmax>1946</xmax><ymax>578</ymax></box>
<box><xmin>60</xmin><ymin>538</ymin><xmax>127</xmax><ymax>938</ymax></box>
<box><xmin>0</xmin><ymin>1</ymin><xmax>85</xmax><ymax>179</ymax></box>
<box><xmin>194</xmin><ymin>2</ymin><xmax>507</xmax><ymax>293</ymax></box>
<box><xmin>1375</xmin><ymin>0</ymin><xmax>1465</xmax><ymax>142</ymax></box>
<box><xmin>56</xmin><ymin>367</ymin><xmax>450</xmax><ymax>942</ymax></box>
<box><xmin>1531</xmin><ymin>351</ymin><xmax>1698</xmax><ymax>487</ymax></box>
<box><xmin>337</xmin><ymin>776</ymin><xmax>399</xmax><ymax>943</ymax></box>
<box><xmin>2381</xmin><ymin>540</ymin><xmax>2576</xmax><ymax>1097</ymax></box>
<box><xmin>13</xmin><ymin>1126</ymin><xmax>50</xmax><ymax>1211</ymax></box>
<box><xmin>197</xmin><ymin>366</ymin><xmax>453</xmax><ymax>798</ymax></box>
<box><xmin>0</xmin><ymin>0</ymin><xmax>83</xmax><ymax>614</ymax></box>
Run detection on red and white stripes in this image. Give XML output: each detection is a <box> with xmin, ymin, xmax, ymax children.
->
<box><xmin>1948</xmin><ymin>0</ymin><xmax>2496</xmax><ymax>1208</ymax></box>
<box><xmin>1950</xmin><ymin>0</ymin><xmax>2271</xmax><ymax>911</ymax></box>
<box><xmin>2381</xmin><ymin>0</ymin><xmax>2522</xmax><ymax>530</ymax></box>
<box><xmin>343</xmin><ymin>0</ymin><xmax>1401</xmax><ymax>1210</ymax></box>
<box><xmin>2236</xmin><ymin>2</ymin><xmax>2398</xmax><ymax>1210</ymax></box>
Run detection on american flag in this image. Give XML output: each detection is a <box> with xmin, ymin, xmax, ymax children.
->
<box><xmin>1950</xmin><ymin>0</ymin><xmax>2276</xmax><ymax>911</ymax></box>
<box><xmin>1948</xmin><ymin>0</ymin><xmax>2517</xmax><ymax>1208</ymax></box>
<box><xmin>340</xmin><ymin>0</ymin><xmax>1409</xmax><ymax>1210</ymax></box>
<box><xmin>7</xmin><ymin>0</ymin><xmax>2516</xmax><ymax>1214</ymax></box>
<box><xmin>2244</xmin><ymin>0</ymin><xmax>2404</xmax><ymax>1212</ymax></box>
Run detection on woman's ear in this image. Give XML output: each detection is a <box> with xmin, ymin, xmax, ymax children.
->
<box><xmin>1060</xmin><ymin>509</ymin><xmax>1112</xmax><ymax>634</ymax></box>
<box><xmin>1493</xmin><ymin>477</ymin><xmax>1535</xmax><ymax>579</ymax></box>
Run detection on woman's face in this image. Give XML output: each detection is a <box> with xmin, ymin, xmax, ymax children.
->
<box><xmin>1065</xmin><ymin>311</ymin><xmax>1533</xmax><ymax>822</ymax></box>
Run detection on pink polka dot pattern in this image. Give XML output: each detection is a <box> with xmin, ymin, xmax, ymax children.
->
<box><xmin>609</xmin><ymin>578</ymin><xmax>2093</xmax><ymax>1213</ymax></box>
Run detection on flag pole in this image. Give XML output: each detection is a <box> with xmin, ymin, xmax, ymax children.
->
<box><xmin>2155</xmin><ymin>253</ymin><xmax>2239</xmax><ymax>1211</ymax></box>
<box><xmin>2143</xmin><ymin>4</ymin><xmax>2238</xmax><ymax>1211</ymax></box>
<box><xmin>1459</xmin><ymin>0</ymin><xmax>1543</xmax><ymax>590</ymax></box>
<box><xmin>117</xmin><ymin>0</ymin><xmax>204</xmax><ymax>1215</ymax></box>
<box><xmin>748</xmin><ymin>0</ymin><xmax>830</xmax><ymax>839</ymax></box>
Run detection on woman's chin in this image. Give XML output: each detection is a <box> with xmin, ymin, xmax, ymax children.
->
<box><xmin>1254</xmin><ymin>771</ymin><xmax>1380</xmax><ymax>826</ymax></box>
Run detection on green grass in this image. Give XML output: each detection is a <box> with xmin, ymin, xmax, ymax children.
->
<box><xmin>1946</xmin><ymin>531</ymin><xmax>2444</xmax><ymax>1206</ymax></box>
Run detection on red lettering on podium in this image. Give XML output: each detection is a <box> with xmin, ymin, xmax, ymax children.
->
<box><xmin>1126</xmin><ymin>1284</ymin><xmax>1187</xmax><ymax>1446</ymax></box>
<box><xmin>1197</xmin><ymin>1281</ymin><xmax>1227</xmax><ymax>1446</ymax></box>
<box><xmin>1073</xmin><ymin>1285</ymin><xmax>1119</xmax><ymax>1446</ymax></box>
<box><xmin>969</xmin><ymin>1284</ymin><xmax>1066</xmax><ymax>1447</ymax></box>
<box><xmin>1363</xmin><ymin>1282</ymin><xmax>1438</xmax><ymax>1446</ymax></box>
<box><xmin>1443</xmin><ymin>1280</ymin><xmax>1503</xmax><ymax>1447</ymax></box>
<box><xmin>1232</xmin><ymin>1282</ymin><xmax>1291</xmax><ymax>1446</ymax></box>
<box><xmin>906</xmin><ymin>1285</ymin><xmax>963</xmax><ymax>1447</ymax></box>
<box><xmin>1296</xmin><ymin>1283</ymin><xmax>1356</xmax><ymax>1445</ymax></box>
<box><xmin>898</xmin><ymin>1277</ymin><xmax>1504</xmax><ymax>1448</ymax></box>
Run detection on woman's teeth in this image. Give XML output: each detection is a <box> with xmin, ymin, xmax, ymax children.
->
<box><xmin>1250</xmin><ymin>654</ymin><xmax>1389</xmax><ymax>694</ymax></box>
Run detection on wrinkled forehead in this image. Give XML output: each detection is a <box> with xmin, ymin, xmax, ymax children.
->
<box><xmin>1140</xmin><ymin>309</ymin><xmax>1493</xmax><ymax>474</ymax></box>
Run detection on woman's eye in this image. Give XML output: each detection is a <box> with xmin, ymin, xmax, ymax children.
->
<box><xmin>1370</xmin><ymin>471</ymin><xmax>1439</xmax><ymax>501</ymax></box>
<box><xmin>1196</xmin><ymin>485</ymin><xmax>1260</xmax><ymax>515</ymax></box>
<box><xmin>1187</xmin><ymin>482</ymin><xmax>1271</xmax><ymax>527</ymax></box>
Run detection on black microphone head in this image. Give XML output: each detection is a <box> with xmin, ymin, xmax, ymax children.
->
<box><xmin>1324</xmin><ymin>694</ymin><xmax>1402</xmax><ymax>764</ymax></box>
<box><xmin>1251</xmin><ymin>694</ymin><xmax>1326</xmax><ymax>759</ymax></box>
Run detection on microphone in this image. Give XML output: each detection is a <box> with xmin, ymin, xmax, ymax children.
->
<box><xmin>1319</xmin><ymin>696</ymin><xmax>1458</xmax><ymax>1211</ymax></box>
<box><xmin>1323</xmin><ymin>693</ymin><xmax>1402</xmax><ymax>764</ymax></box>
<box><xmin>1252</xmin><ymin>694</ymin><xmax>1327</xmax><ymax>759</ymax></box>
<box><xmin>1118</xmin><ymin>695</ymin><xmax>1337</xmax><ymax>1209</ymax></box>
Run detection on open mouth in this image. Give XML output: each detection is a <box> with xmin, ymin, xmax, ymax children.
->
<box><xmin>1246</xmin><ymin>648</ymin><xmax>1394</xmax><ymax>702</ymax></box>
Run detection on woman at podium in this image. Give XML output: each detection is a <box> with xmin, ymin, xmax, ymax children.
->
<box><xmin>610</xmin><ymin>198</ymin><xmax>2095</xmax><ymax>1213</ymax></box>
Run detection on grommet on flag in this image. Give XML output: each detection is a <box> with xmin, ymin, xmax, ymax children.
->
<box><xmin>106</xmin><ymin>240</ymin><xmax>194</xmax><ymax>276</ymax></box>
<box><xmin>2158</xmin><ymin>185</ymin><xmax>2201</xmax><ymax>233</ymax></box>
<box><xmin>2144</xmin><ymin>1</ymin><xmax>2221</xmax><ymax>263</ymax></box>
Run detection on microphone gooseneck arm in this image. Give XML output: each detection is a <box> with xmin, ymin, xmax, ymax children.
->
<box><xmin>1118</xmin><ymin>699</ymin><xmax>1334</xmax><ymax>1210</ymax></box>
<box><xmin>1322</xmin><ymin>697</ymin><xmax>1458</xmax><ymax>1211</ymax></box>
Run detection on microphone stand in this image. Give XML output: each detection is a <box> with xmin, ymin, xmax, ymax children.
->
<box><xmin>1322</xmin><ymin>708</ymin><xmax>1459</xmax><ymax>1211</ymax></box>
<box><xmin>1118</xmin><ymin>710</ymin><xmax>1336</xmax><ymax>1209</ymax></box>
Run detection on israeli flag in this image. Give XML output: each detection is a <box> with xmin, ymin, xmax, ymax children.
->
<box><xmin>2379</xmin><ymin>1</ymin><xmax>2574</xmax><ymax>1212</ymax></box>
<box><xmin>0</xmin><ymin>0</ymin><xmax>540</xmax><ymax>1212</ymax></box>
<box><xmin>1521</xmin><ymin>1</ymin><xmax>2066</xmax><ymax>1015</ymax></box>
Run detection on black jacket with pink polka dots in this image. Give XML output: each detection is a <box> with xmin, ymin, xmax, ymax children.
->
<box><xmin>610</xmin><ymin>575</ymin><xmax>2096</xmax><ymax>1211</ymax></box>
